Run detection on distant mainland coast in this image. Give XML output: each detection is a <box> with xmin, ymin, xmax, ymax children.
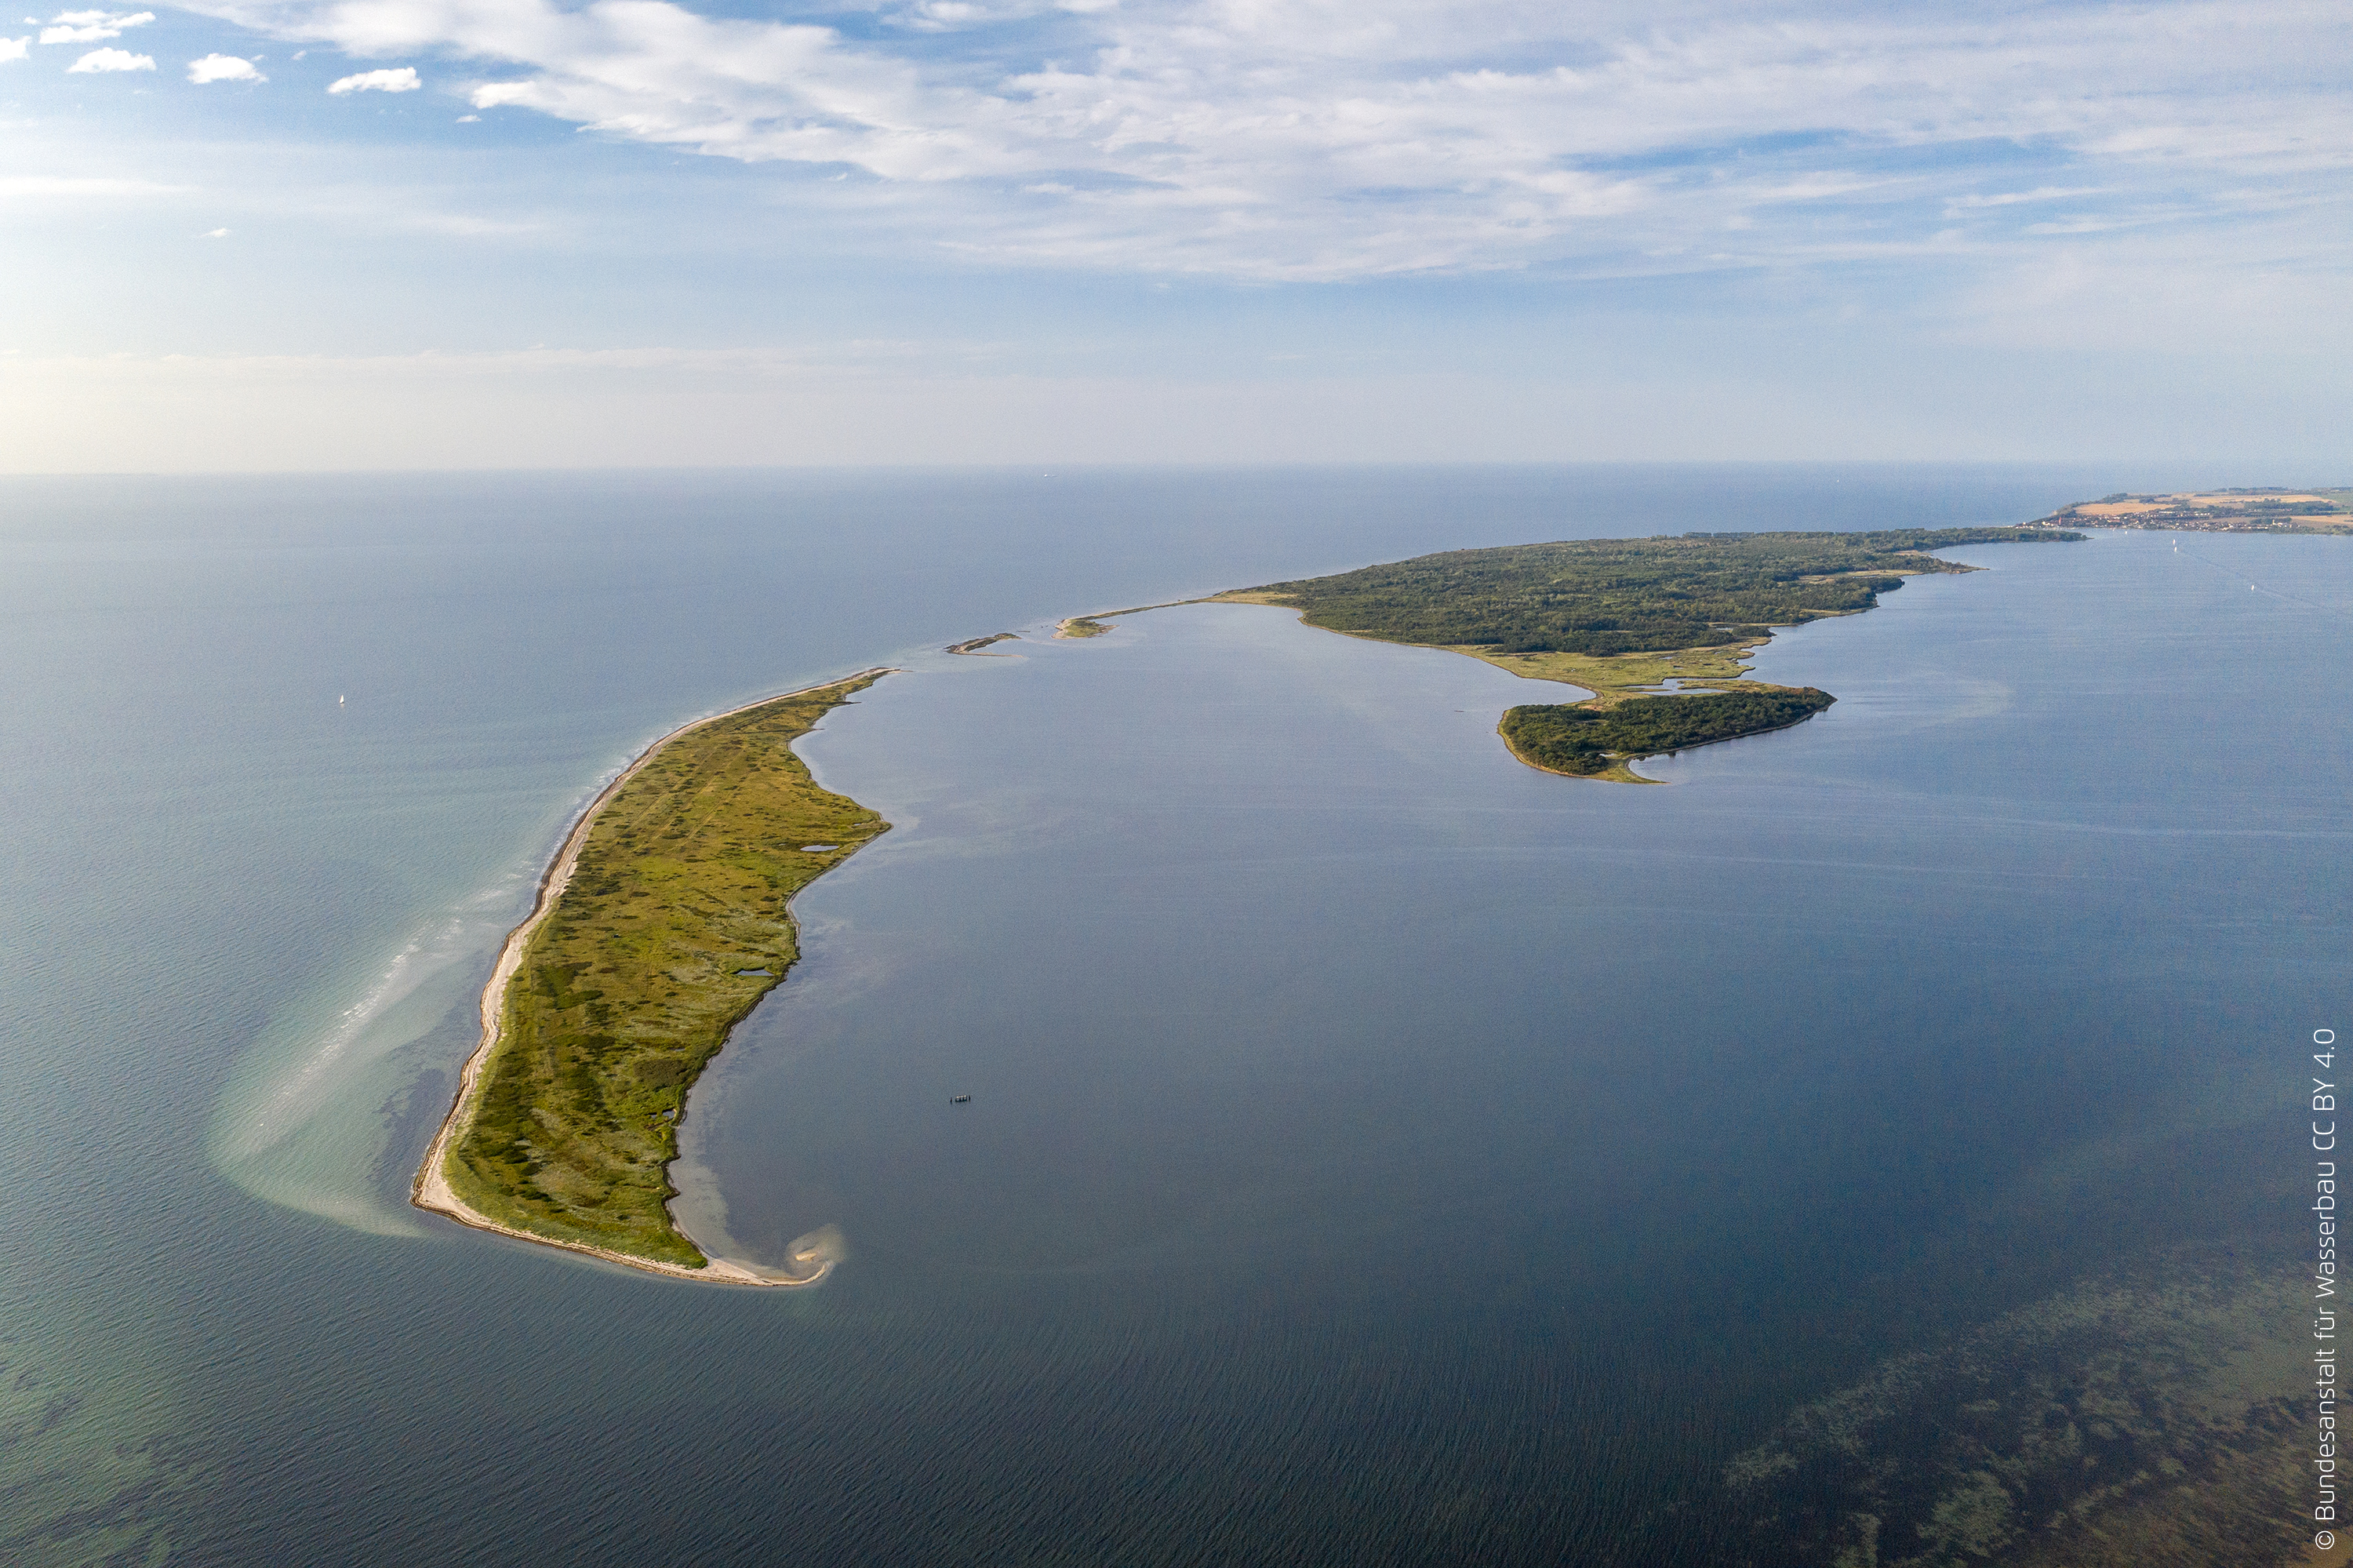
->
<box><xmin>2035</xmin><ymin>487</ymin><xmax>2353</xmax><ymax>533</ymax></box>
<box><xmin>414</xmin><ymin>671</ymin><xmax>895</xmax><ymax>1284</ymax></box>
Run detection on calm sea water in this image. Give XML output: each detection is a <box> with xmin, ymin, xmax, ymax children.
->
<box><xmin>2</xmin><ymin>466</ymin><xmax>2344</xmax><ymax>1564</ymax></box>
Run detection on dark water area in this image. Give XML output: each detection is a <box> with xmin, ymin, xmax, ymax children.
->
<box><xmin>1</xmin><ymin>466</ymin><xmax>2343</xmax><ymax>1565</ymax></box>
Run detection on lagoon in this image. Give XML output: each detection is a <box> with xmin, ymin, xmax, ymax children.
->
<box><xmin>2</xmin><ymin>466</ymin><xmax>2342</xmax><ymax>1564</ymax></box>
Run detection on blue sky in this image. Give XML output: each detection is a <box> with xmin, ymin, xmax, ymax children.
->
<box><xmin>2</xmin><ymin>0</ymin><xmax>2348</xmax><ymax>470</ymax></box>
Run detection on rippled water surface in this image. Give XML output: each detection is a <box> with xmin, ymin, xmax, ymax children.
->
<box><xmin>2</xmin><ymin>467</ymin><xmax>2344</xmax><ymax>1564</ymax></box>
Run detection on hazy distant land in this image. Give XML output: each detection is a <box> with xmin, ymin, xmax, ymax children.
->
<box><xmin>2036</xmin><ymin>488</ymin><xmax>2353</xmax><ymax>533</ymax></box>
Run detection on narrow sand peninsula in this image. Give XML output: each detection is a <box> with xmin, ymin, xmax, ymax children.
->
<box><xmin>412</xmin><ymin>671</ymin><xmax>894</xmax><ymax>1286</ymax></box>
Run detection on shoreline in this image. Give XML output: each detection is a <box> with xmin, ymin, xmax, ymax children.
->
<box><xmin>411</xmin><ymin>668</ymin><xmax>898</xmax><ymax>1286</ymax></box>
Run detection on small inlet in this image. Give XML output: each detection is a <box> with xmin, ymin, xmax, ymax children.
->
<box><xmin>735</xmin><ymin>968</ymin><xmax>772</xmax><ymax>977</ymax></box>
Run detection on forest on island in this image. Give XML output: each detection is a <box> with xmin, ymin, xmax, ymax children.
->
<box><xmin>1500</xmin><ymin>689</ymin><xmax>1838</xmax><ymax>774</ymax></box>
<box><xmin>1242</xmin><ymin>527</ymin><xmax>2082</xmax><ymax>656</ymax></box>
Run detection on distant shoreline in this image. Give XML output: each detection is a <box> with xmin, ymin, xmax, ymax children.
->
<box><xmin>411</xmin><ymin>669</ymin><xmax>896</xmax><ymax>1286</ymax></box>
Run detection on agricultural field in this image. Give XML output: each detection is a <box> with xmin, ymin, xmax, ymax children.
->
<box><xmin>2038</xmin><ymin>489</ymin><xmax>2353</xmax><ymax>533</ymax></box>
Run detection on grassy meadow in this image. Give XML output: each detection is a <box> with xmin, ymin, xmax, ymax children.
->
<box><xmin>444</xmin><ymin>677</ymin><xmax>888</xmax><ymax>1266</ymax></box>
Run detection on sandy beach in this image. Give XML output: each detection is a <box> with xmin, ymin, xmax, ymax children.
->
<box><xmin>411</xmin><ymin>670</ymin><xmax>896</xmax><ymax>1286</ymax></box>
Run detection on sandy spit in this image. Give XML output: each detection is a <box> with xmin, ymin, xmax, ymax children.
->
<box><xmin>411</xmin><ymin>670</ymin><xmax>897</xmax><ymax>1286</ymax></box>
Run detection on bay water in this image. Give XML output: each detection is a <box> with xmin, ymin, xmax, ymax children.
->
<box><xmin>2</xmin><ymin>467</ymin><xmax>2343</xmax><ymax>1563</ymax></box>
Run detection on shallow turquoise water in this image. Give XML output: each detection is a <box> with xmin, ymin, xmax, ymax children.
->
<box><xmin>1</xmin><ymin>467</ymin><xmax>2341</xmax><ymax>1563</ymax></box>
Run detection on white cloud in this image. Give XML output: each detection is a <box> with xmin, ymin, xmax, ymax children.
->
<box><xmin>0</xmin><ymin>173</ymin><xmax>183</xmax><ymax>196</ymax></box>
<box><xmin>39</xmin><ymin>8</ymin><xmax>149</xmax><ymax>42</ymax></box>
<box><xmin>327</xmin><ymin>65</ymin><xmax>416</xmax><ymax>94</ymax></box>
<box><xmin>66</xmin><ymin>44</ymin><xmax>150</xmax><ymax>70</ymax></box>
<box><xmin>187</xmin><ymin>52</ymin><xmax>262</xmax><ymax>82</ymax></box>
<box><xmin>158</xmin><ymin>0</ymin><xmax>2353</xmax><ymax>279</ymax></box>
<box><xmin>0</xmin><ymin>34</ymin><xmax>25</xmax><ymax>59</ymax></box>
<box><xmin>201</xmin><ymin>225</ymin><xmax>228</xmax><ymax>235</ymax></box>
<box><xmin>1944</xmin><ymin>187</ymin><xmax>2106</xmax><ymax>217</ymax></box>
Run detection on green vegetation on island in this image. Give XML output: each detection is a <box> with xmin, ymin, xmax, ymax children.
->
<box><xmin>1501</xmin><ymin>688</ymin><xmax>1837</xmax><ymax>776</ymax></box>
<box><xmin>1227</xmin><ymin>528</ymin><xmax>2081</xmax><ymax>656</ymax></box>
<box><xmin>433</xmin><ymin>676</ymin><xmax>888</xmax><ymax>1269</ymax></box>
<box><xmin>1217</xmin><ymin>526</ymin><xmax>2082</xmax><ymax>779</ymax></box>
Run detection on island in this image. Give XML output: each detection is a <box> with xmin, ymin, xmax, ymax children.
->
<box><xmin>1206</xmin><ymin>526</ymin><xmax>2086</xmax><ymax>780</ymax></box>
<box><xmin>413</xmin><ymin>671</ymin><xmax>894</xmax><ymax>1283</ymax></box>
<box><xmin>1498</xmin><ymin>687</ymin><xmax>1838</xmax><ymax>779</ymax></box>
